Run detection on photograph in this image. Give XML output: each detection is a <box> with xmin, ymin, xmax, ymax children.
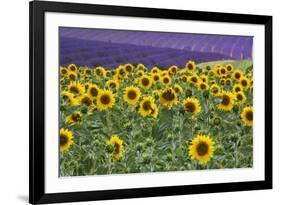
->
<box><xmin>58</xmin><ymin>27</ymin><xmax>254</xmax><ymax>176</ymax></box>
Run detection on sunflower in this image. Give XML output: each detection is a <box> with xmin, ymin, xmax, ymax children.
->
<box><xmin>67</xmin><ymin>63</ymin><xmax>77</xmax><ymax>72</ymax></box>
<box><xmin>139</xmin><ymin>75</ymin><xmax>152</xmax><ymax>90</ymax></box>
<box><xmin>94</xmin><ymin>66</ymin><xmax>106</xmax><ymax>78</ymax></box>
<box><xmin>151</xmin><ymin>66</ymin><xmax>160</xmax><ymax>74</ymax></box>
<box><xmin>185</xmin><ymin>60</ymin><xmax>196</xmax><ymax>73</ymax></box>
<box><xmin>161</xmin><ymin>75</ymin><xmax>172</xmax><ymax>86</ymax></box>
<box><xmin>225</xmin><ymin>78</ymin><xmax>232</xmax><ymax>86</ymax></box>
<box><xmin>210</xmin><ymin>80</ymin><xmax>216</xmax><ymax>85</ymax></box>
<box><xmin>232</xmin><ymin>84</ymin><xmax>243</xmax><ymax>93</ymax></box>
<box><xmin>180</xmin><ymin>75</ymin><xmax>188</xmax><ymax>83</ymax></box>
<box><xmin>168</xmin><ymin>65</ymin><xmax>178</xmax><ymax>75</ymax></box>
<box><xmin>78</xmin><ymin>93</ymin><xmax>93</xmax><ymax>106</ymax></box>
<box><xmin>124</xmin><ymin>63</ymin><xmax>133</xmax><ymax>73</ymax></box>
<box><xmin>87</xmin><ymin>84</ymin><xmax>100</xmax><ymax>99</ymax></box>
<box><xmin>161</xmin><ymin>70</ymin><xmax>169</xmax><ymax>77</ymax></box>
<box><xmin>188</xmin><ymin>134</ymin><xmax>215</xmax><ymax>164</ymax></box>
<box><xmin>83</xmin><ymin>68</ymin><xmax>92</xmax><ymax>76</ymax></box>
<box><xmin>173</xmin><ymin>84</ymin><xmax>183</xmax><ymax>94</ymax></box>
<box><xmin>235</xmin><ymin>91</ymin><xmax>247</xmax><ymax>104</ymax></box>
<box><xmin>219</xmin><ymin>67</ymin><xmax>227</xmax><ymax>75</ymax></box>
<box><xmin>200</xmin><ymin>74</ymin><xmax>208</xmax><ymax>83</ymax></box>
<box><xmin>210</xmin><ymin>84</ymin><xmax>221</xmax><ymax>96</ymax></box>
<box><xmin>60</xmin><ymin>128</ymin><xmax>74</xmax><ymax>152</ymax></box>
<box><xmin>107</xmin><ymin>135</ymin><xmax>124</xmax><ymax>160</ymax></box>
<box><xmin>198</xmin><ymin>81</ymin><xmax>209</xmax><ymax>91</ymax></box>
<box><xmin>226</xmin><ymin>64</ymin><xmax>234</xmax><ymax>72</ymax></box>
<box><xmin>136</xmin><ymin>70</ymin><xmax>145</xmax><ymax>77</ymax></box>
<box><xmin>60</xmin><ymin>91</ymin><xmax>79</xmax><ymax>106</ymax></box>
<box><xmin>217</xmin><ymin>91</ymin><xmax>234</xmax><ymax>111</ymax></box>
<box><xmin>116</xmin><ymin>66</ymin><xmax>127</xmax><ymax>77</ymax></box>
<box><xmin>68</xmin><ymin>71</ymin><xmax>77</xmax><ymax>81</ymax></box>
<box><xmin>182</xmin><ymin>97</ymin><xmax>201</xmax><ymax>116</ymax></box>
<box><xmin>152</xmin><ymin>73</ymin><xmax>161</xmax><ymax>83</ymax></box>
<box><xmin>68</xmin><ymin>81</ymin><xmax>85</xmax><ymax>95</ymax></box>
<box><xmin>232</xmin><ymin>70</ymin><xmax>243</xmax><ymax>80</ymax></box>
<box><xmin>66</xmin><ymin>111</ymin><xmax>82</xmax><ymax>125</ymax></box>
<box><xmin>60</xmin><ymin>66</ymin><xmax>68</xmax><ymax>76</ymax></box>
<box><xmin>213</xmin><ymin>66</ymin><xmax>221</xmax><ymax>76</ymax></box>
<box><xmin>241</xmin><ymin>106</ymin><xmax>253</xmax><ymax>126</ymax></box>
<box><xmin>137</xmin><ymin>63</ymin><xmax>145</xmax><ymax>71</ymax></box>
<box><xmin>150</xmin><ymin>104</ymin><xmax>159</xmax><ymax>119</ymax></box>
<box><xmin>220</xmin><ymin>79</ymin><xmax>226</xmax><ymax>86</ymax></box>
<box><xmin>188</xmin><ymin>74</ymin><xmax>199</xmax><ymax>85</ymax></box>
<box><xmin>123</xmin><ymin>86</ymin><xmax>141</xmax><ymax>105</ymax></box>
<box><xmin>139</xmin><ymin>96</ymin><xmax>155</xmax><ymax>117</ymax></box>
<box><xmin>96</xmin><ymin>89</ymin><xmax>116</xmax><ymax>110</ymax></box>
<box><xmin>239</xmin><ymin>76</ymin><xmax>250</xmax><ymax>90</ymax></box>
<box><xmin>106</xmin><ymin>79</ymin><xmax>120</xmax><ymax>90</ymax></box>
<box><xmin>159</xmin><ymin>88</ymin><xmax>177</xmax><ymax>109</ymax></box>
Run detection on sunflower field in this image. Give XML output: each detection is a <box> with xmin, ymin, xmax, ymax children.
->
<box><xmin>59</xmin><ymin>60</ymin><xmax>253</xmax><ymax>176</ymax></box>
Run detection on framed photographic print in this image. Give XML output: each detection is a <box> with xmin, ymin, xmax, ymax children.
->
<box><xmin>29</xmin><ymin>0</ymin><xmax>272</xmax><ymax>204</ymax></box>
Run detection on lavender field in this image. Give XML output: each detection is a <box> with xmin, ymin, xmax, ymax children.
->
<box><xmin>59</xmin><ymin>28</ymin><xmax>253</xmax><ymax>69</ymax></box>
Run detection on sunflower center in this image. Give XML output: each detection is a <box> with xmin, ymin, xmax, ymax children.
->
<box><xmin>246</xmin><ymin>111</ymin><xmax>253</xmax><ymax>121</ymax></box>
<box><xmin>90</xmin><ymin>87</ymin><xmax>98</xmax><ymax>97</ymax></box>
<box><xmin>60</xmin><ymin>134</ymin><xmax>68</xmax><ymax>146</ymax></box>
<box><xmin>100</xmin><ymin>94</ymin><xmax>110</xmax><ymax>105</ymax></box>
<box><xmin>200</xmin><ymin>84</ymin><xmax>206</xmax><ymax>90</ymax></box>
<box><xmin>226</xmin><ymin>65</ymin><xmax>232</xmax><ymax>71</ymax></box>
<box><xmin>235</xmin><ymin>87</ymin><xmax>241</xmax><ymax>92</ymax></box>
<box><xmin>235</xmin><ymin>73</ymin><xmax>241</xmax><ymax>79</ymax></box>
<box><xmin>212</xmin><ymin>87</ymin><xmax>218</xmax><ymax>94</ymax></box>
<box><xmin>226</xmin><ymin>80</ymin><xmax>231</xmax><ymax>85</ymax></box>
<box><xmin>127</xmin><ymin>90</ymin><xmax>137</xmax><ymax>100</ymax></box>
<box><xmin>221</xmin><ymin>69</ymin><xmax>226</xmax><ymax>74</ymax></box>
<box><xmin>182</xmin><ymin>76</ymin><xmax>187</xmax><ymax>82</ymax></box>
<box><xmin>61</xmin><ymin>69</ymin><xmax>67</xmax><ymax>74</ymax></box>
<box><xmin>191</xmin><ymin>77</ymin><xmax>197</xmax><ymax>83</ymax></box>
<box><xmin>221</xmin><ymin>95</ymin><xmax>230</xmax><ymax>105</ymax></box>
<box><xmin>142</xmin><ymin>78</ymin><xmax>150</xmax><ymax>86</ymax></box>
<box><xmin>71</xmin><ymin>113</ymin><xmax>81</xmax><ymax>122</ymax></box>
<box><xmin>96</xmin><ymin>69</ymin><xmax>102</xmax><ymax>76</ymax></box>
<box><xmin>237</xmin><ymin>94</ymin><xmax>243</xmax><ymax>101</ymax></box>
<box><xmin>154</xmin><ymin>76</ymin><xmax>159</xmax><ymax>81</ymax></box>
<box><xmin>125</xmin><ymin>65</ymin><xmax>132</xmax><ymax>72</ymax></box>
<box><xmin>174</xmin><ymin>87</ymin><xmax>180</xmax><ymax>93</ymax></box>
<box><xmin>119</xmin><ymin>69</ymin><xmax>125</xmax><ymax>75</ymax></box>
<box><xmin>172</xmin><ymin>67</ymin><xmax>177</xmax><ymax>73</ymax></box>
<box><xmin>70</xmin><ymin>86</ymin><xmax>79</xmax><ymax>93</ymax></box>
<box><xmin>163</xmin><ymin>77</ymin><xmax>169</xmax><ymax>84</ymax></box>
<box><xmin>86</xmin><ymin>69</ymin><xmax>91</xmax><ymax>75</ymax></box>
<box><xmin>187</xmin><ymin>63</ymin><xmax>193</xmax><ymax>70</ymax></box>
<box><xmin>81</xmin><ymin>96</ymin><xmax>92</xmax><ymax>106</ymax></box>
<box><xmin>70</xmin><ymin>65</ymin><xmax>76</xmax><ymax>71</ymax></box>
<box><xmin>113</xmin><ymin>142</ymin><xmax>120</xmax><ymax>155</ymax></box>
<box><xmin>196</xmin><ymin>142</ymin><xmax>208</xmax><ymax>156</ymax></box>
<box><xmin>69</xmin><ymin>74</ymin><xmax>76</xmax><ymax>80</ymax></box>
<box><xmin>109</xmin><ymin>82</ymin><xmax>116</xmax><ymax>88</ymax></box>
<box><xmin>185</xmin><ymin>102</ymin><xmax>196</xmax><ymax>113</ymax></box>
<box><xmin>241</xmin><ymin>80</ymin><xmax>248</xmax><ymax>87</ymax></box>
<box><xmin>143</xmin><ymin>101</ymin><xmax>151</xmax><ymax>111</ymax></box>
<box><xmin>162</xmin><ymin>90</ymin><xmax>175</xmax><ymax>101</ymax></box>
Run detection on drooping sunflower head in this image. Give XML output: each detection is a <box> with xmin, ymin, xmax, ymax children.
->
<box><xmin>96</xmin><ymin>89</ymin><xmax>116</xmax><ymax>110</ymax></box>
<box><xmin>152</xmin><ymin>73</ymin><xmax>161</xmax><ymax>83</ymax></box>
<box><xmin>185</xmin><ymin>60</ymin><xmax>196</xmax><ymax>73</ymax></box>
<box><xmin>232</xmin><ymin>70</ymin><xmax>243</xmax><ymax>80</ymax></box>
<box><xmin>161</xmin><ymin>75</ymin><xmax>172</xmax><ymax>86</ymax></box>
<box><xmin>87</xmin><ymin>84</ymin><xmax>100</xmax><ymax>99</ymax></box>
<box><xmin>78</xmin><ymin>93</ymin><xmax>93</xmax><ymax>106</ymax></box>
<box><xmin>235</xmin><ymin>91</ymin><xmax>247</xmax><ymax>104</ymax></box>
<box><xmin>226</xmin><ymin>64</ymin><xmax>234</xmax><ymax>72</ymax></box>
<box><xmin>60</xmin><ymin>66</ymin><xmax>68</xmax><ymax>76</ymax></box>
<box><xmin>217</xmin><ymin>91</ymin><xmax>234</xmax><ymax>111</ymax></box>
<box><xmin>106</xmin><ymin>79</ymin><xmax>120</xmax><ymax>90</ymax></box>
<box><xmin>94</xmin><ymin>66</ymin><xmax>106</xmax><ymax>78</ymax></box>
<box><xmin>123</xmin><ymin>86</ymin><xmax>141</xmax><ymax>105</ymax></box>
<box><xmin>107</xmin><ymin>135</ymin><xmax>124</xmax><ymax>160</ymax></box>
<box><xmin>182</xmin><ymin>97</ymin><xmax>201</xmax><ymax>116</ymax></box>
<box><xmin>139</xmin><ymin>96</ymin><xmax>155</xmax><ymax>117</ymax></box>
<box><xmin>66</xmin><ymin>111</ymin><xmax>82</xmax><ymax>125</ymax></box>
<box><xmin>210</xmin><ymin>84</ymin><xmax>221</xmax><ymax>96</ymax></box>
<box><xmin>188</xmin><ymin>134</ymin><xmax>215</xmax><ymax>164</ymax></box>
<box><xmin>173</xmin><ymin>84</ymin><xmax>183</xmax><ymax>94</ymax></box>
<box><xmin>68</xmin><ymin>71</ymin><xmax>77</xmax><ymax>81</ymax></box>
<box><xmin>60</xmin><ymin>128</ymin><xmax>74</xmax><ymax>152</ymax></box>
<box><xmin>159</xmin><ymin>88</ymin><xmax>177</xmax><ymax>109</ymax></box>
<box><xmin>139</xmin><ymin>75</ymin><xmax>153</xmax><ymax>90</ymax></box>
<box><xmin>239</xmin><ymin>76</ymin><xmax>250</xmax><ymax>89</ymax></box>
<box><xmin>67</xmin><ymin>63</ymin><xmax>77</xmax><ymax>72</ymax></box>
<box><xmin>241</xmin><ymin>106</ymin><xmax>253</xmax><ymax>126</ymax></box>
<box><xmin>68</xmin><ymin>81</ymin><xmax>85</xmax><ymax>95</ymax></box>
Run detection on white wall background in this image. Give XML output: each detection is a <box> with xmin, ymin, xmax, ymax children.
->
<box><xmin>0</xmin><ymin>0</ymin><xmax>279</xmax><ymax>204</ymax></box>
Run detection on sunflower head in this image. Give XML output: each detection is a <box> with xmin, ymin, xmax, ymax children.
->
<box><xmin>182</xmin><ymin>97</ymin><xmax>201</xmax><ymax>116</ymax></box>
<box><xmin>198</xmin><ymin>81</ymin><xmax>209</xmax><ymax>91</ymax></box>
<box><xmin>168</xmin><ymin>65</ymin><xmax>178</xmax><ymax>75</ymax></box>
<box><xmin>226</xmin><ymin>64</ymin><xmax>234</xmax><ymax>72</ymax></box>
<box><xmin>107</xmin><ymin>135</ymin><xmax>124</xmax><ymax>160</ymax></box>
<box><xmin>138</xmin><ymin>96</ymin><xmax>156</xmax><ymax>117</ymax></box>
<box><xmin>96</xmin><ymin>89</ymin><xmax>116</xmax><ymax>110</ymax></box>
<box><xmin>66</xmin><ymin>111</ymin><xmax>82</xmax><ymax>125</ymax></box>
<box><xmin>225</xmin><ymin>78</ymin><xmax>232</xmax><ymax>86</ymax></box>
<box><xmin>185</xmin><ymin>60</ymin><xmax>196</xmax><ymax>73</ymax></box>
<box><xmin>94</xmin><ymin>66</ymin><xmax>106</xmax><ymax>78</ymax></box>
<box><xmin>217</xmin><ymin>91</ymin><xmax>234</xmax><ymax>111</ymax></box>
<box><xmin>152</xmin><ymin>73</ymin><xmax>161</xmax><ymax>83</ymax></box>
<box><xmin>61</xmin><ymin>91</ymin><xmax>79</xmax><ymax>106</ymax></box>
<box><xmin>239</xmin><ymin>76</ymin><xmax>250</xmax><ymax>89</ymax></box>
<box><xmin>173</xmin><ymin>84</ymin><xmax>183</xmax><ymax>94</ymax></box>
<box><xmin>180</xmin><ymin>75</ymin><xmax>188</xmax><ymax>83</ymax></box>
<box><xmin>139</xmin><ymin>75</ymin><xmax>153</xmax><ymax>90</ymax></box>
<box><xmin>200</xmin><ymin>74</ymin><xmax>208</xmax><ymax>83</ymax></box>
<box><xmin>188</xmin><ymin>134</ymin><xmax>215</xmax><ymax>164</ymax></box>
<box><xmin>123</xmin><ymin>86</ymin><xmax>141</xmax><ymax>105</ymax></box>
<box><xmin>60</xmin><ymin>66</ymin><xmax>68</xmax><ymax>76</ymax></box>
<box><xmin>159</xmin><ymin>88</ymin><xmax>177</xmax><ymax>109</ymax></box>
<box><xmin>188</xmin><ymin>74</ymin><xmax>199</xmax><ymax>85</ymax></box>
<box><xmin>68</xmin><ymin>81</ymin><xmax>85</xmax><ymax>95</ymax></box>
<box><xmin>235</xmin><ymin>91</ymin><xmax>247</xmax><ymax>104</ymax></box>
<box><xmin>232</xmin><ymin>70</ymin><xmax>243</xmax><ymax>80</ymax></box>
<box><xmin>60</xmin><ymin>128</ymin><xmax>74</xmax><ymax>152</ymax></box>
<box><xmin>151</xmin><ymin>67</ymin><xmax>160</xmax><ymax>74</ymax></box>
<box><xmin>116</xmin><ymin>66</ymin><xmax>127</xmax><ymax>77</ymax></box>
<box><xmin>161</xmin><ymin>75</ymin><xmax>172</xmax><ymax>86</ymax></box>
<box><xmin>136</xmin><ymin>70</ymin><xmax>145</xmax><ymax>77</ymax></box>
<box><xmin>106</xmin><ymin>79</ymin><xmax>120</xmax><ymax>90</ymax></box>
<box><xmin>232</xmin><ymin>84</ymin><xmax>243</xmax><ymax>93</ymax></box>
<box><xmin>68</xmin><ymin>71</ymin><xmax>77</xmax><ymax>81</ymax></box>
<box><xmin>210</xmin><ymin>84</ymin><xmax>221</xmax><ymax>96</ymax></box>
<box><xmin>68</xmin><ymin>63</ymin><xmax>77</xmax><ymax>72</ymax></box>
<box><xmin>78</xmin><ymin>93</ymin><xmax>93</xmax><ymax>106</ymax></box>
<box><xmin>220</xmin><ymin>67</ymin><xmax>227</xmax><ymax>75</ymax></box>
<box><xmin>241</xmin><ymin>106</ymin><xmax>253</xmax><ymax>126</ymax></box>
<box><xmin>124</xmin><ymin>63</ymin><xmax>133</xmax><ymax>73</ymax></box>
<box><xmin>87</xmin><ymin>84</ymin><xmax>100</xmax><ymax>99</ymax></box>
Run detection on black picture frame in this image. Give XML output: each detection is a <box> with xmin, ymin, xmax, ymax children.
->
<box><xmin>29</xmin><ymin>1</ymin><xmax>272</xmax><ymax>204</ymax></box>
